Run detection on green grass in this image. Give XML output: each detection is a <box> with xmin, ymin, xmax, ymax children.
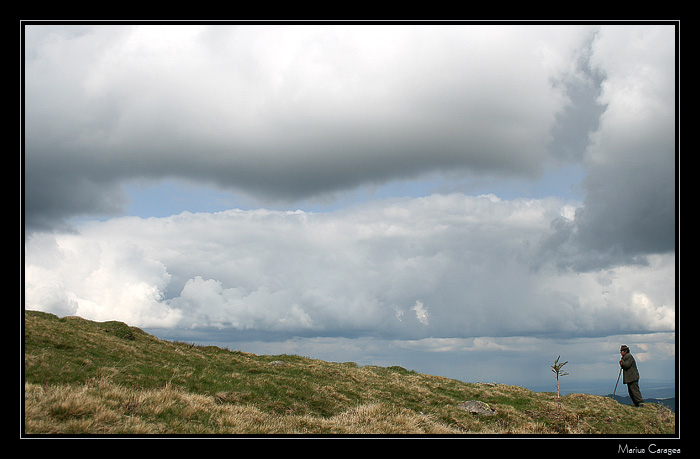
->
<box><xmin>23</xmin><ymin>310</ymin><xmax>676</xmax><ymax>435</ymax></box>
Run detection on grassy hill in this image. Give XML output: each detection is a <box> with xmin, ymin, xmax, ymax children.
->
<box><xmin>23</xmin><ymin>310</ymin><xmax>676</xmax><ymax>435</ymax></box>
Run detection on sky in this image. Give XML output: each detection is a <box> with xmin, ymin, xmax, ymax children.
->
<box><xmin>22</xmin><ymin>22</ymin><xmax>678</xmax><ymax>396</ymax></box>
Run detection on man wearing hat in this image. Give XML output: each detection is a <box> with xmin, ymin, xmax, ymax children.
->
<box><xmin>620</xmin><ymin>345</ymin><xmax>644</xmax><ymax>407</ymax></box>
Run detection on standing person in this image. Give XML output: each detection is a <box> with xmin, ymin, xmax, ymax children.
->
<box><xmin>620</xmin><ymin>345</ymin><xmax>644</xmax><ymax>407</ymax></box>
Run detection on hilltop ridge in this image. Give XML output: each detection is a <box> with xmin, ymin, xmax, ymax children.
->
<box><xmin>23</xmin><ymin>310</ymin><xmax>676</xmax><ymax>435</ymax></box>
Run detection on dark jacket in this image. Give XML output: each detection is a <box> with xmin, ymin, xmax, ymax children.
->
<box><xmin>620</xmin><ymin>352</ymin><xmax>640</xmax><ymax>384</ymax></box>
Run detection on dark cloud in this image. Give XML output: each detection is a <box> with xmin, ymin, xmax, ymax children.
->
<box><xmin>540</xmin><ymin>25</ymin><xmax>677</xmax><ymax>270</ymax></box>
<box><xmin>23</xmin><ymin>24</ymin><xmax>593</xmax><ymax>230</ymax></box>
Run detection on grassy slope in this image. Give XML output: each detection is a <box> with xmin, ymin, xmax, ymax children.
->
<box><xmin>23</xmin><ymin>310</ymin><xmax>676</xmax><ymax>435</ymax></box>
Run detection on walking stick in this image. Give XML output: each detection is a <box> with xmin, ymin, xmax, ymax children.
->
<box><xmin>612</xmin><ymin>367</ymin><xmax>622</xmax><ymax>399</ymax></box>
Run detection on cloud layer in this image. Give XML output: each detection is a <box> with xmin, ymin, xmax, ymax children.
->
<box><xmin>25</xmin><ymin>194</ymin><xmax>675</xmax><ymax>341</ymax></box>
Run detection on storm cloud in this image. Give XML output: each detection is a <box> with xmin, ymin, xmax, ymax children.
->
<box><xmin>24</xmin><ymin>25</ymin><xmax>586</xmax><ymax>220</ymax></box>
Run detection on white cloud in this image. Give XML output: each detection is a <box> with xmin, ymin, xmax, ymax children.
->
<box><xmin>24</xmin><ymin>194</ymin><xmax>674</xmax><ymax>340</ymax></box>
<box><xmin>24</xmin><ymin>227</ymin><xmax>181</xmax><ymax>328</ymax></box>
<box><xmin>412</xmin><ymin>301</ymin><xmax>430</xmax><ymax>326</ymax></box>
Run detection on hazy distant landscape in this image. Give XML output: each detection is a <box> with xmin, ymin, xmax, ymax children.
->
<box><xmin>609</xmin><ymin>394</ymin><xmax>675</xmax><ymax>412</ymax></box>
<box><xmin>525</xmin><ymin>377</ymin><xmax>675</xmax><ymax>398</ymax></box>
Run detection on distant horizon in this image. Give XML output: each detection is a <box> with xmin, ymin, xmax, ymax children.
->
<box><xmin>527</xmin><ymin>380</ymin><xmax>675</xmax><ymax>398</ymax></box>
<box><xmin>181</xmin><ymin>334</ymin><xmax>677</xmax><ymax>400</ymax></box>
<box><xmin>143</xmin><ymin>326</ymin><xmax>677</xmax><ymax>400</ymax></box>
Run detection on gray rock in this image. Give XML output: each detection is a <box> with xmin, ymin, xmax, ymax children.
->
<box><xmin>457</xmin><ymin>400</ymin><xmax>497</xmax><ymax>416</ymax></box>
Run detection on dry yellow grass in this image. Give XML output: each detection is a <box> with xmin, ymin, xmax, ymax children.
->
<box><xmin>24</xmin><ymin>379</ymin><xmax>464</xmax><ymax>434</ymax></box>
<box><xmin>25</xmin><ymin>377</ymin><xmax>675</xmax><ymax>435</ymax></box>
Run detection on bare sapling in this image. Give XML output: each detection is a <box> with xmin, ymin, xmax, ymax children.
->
<box><xmin>551</xmin><ymin>355</ymin><xmax>569</xmax><ymax>409</ymax></box>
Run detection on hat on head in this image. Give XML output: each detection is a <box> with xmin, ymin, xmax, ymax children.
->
<box><xmin>620</xmin><ymin>345</ymin><xmax>630</xmax><ymax>352</ymax></box>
